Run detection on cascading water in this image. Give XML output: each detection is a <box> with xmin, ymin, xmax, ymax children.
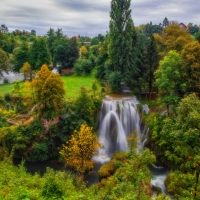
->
<box><xmin>93</xmin><ymin>95</ymin><xmax>169</xmax><ymax>196</ymax></box>
<box><xmin>93</xmin><ymin>96</ymin><xmax>148</xmax><ymax>163</ymax></box>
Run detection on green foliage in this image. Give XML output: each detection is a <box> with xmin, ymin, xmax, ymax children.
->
<box><xmin>29</xmin><ymin>37</ymin><xmax>51</xmax><ymax>71</ymax></box>
<box><xmin>0</xmin><ymin>161</ymin><xmax>85</xmax><ymax>200</ymax></box>
<box><xmin>74</xmin><ymin>87</ymin><xmax>95</xmax><ymax>126</ymax></box>
<box><xmin>13</xmin><ymin>41</ymin><xmax>29</xmax><ymax>73</ymax></box>
<box><xmin>97</xmin><ymin>149</ymin><xmax>156</xmax><ymax>200</ymax></box>
<box><xmin>146</xmin><ymin>94</ymin><xmax>200</xmax><ymax>198</ymax></box>
<box><xmin>0</xmin><ymin>148</ymin><xmax>158</xmax><ymax>199</ymax></box>
<box><xmin>155</xmin><ymin>50</ymin><xmax>183</xmax><ymax>114</ymax></box>
<box><xmin>108</xmin><ymin>71</ymin><xmax>121</xmax><ymax>92</ymax></box>
<box><xmin>195</xmin><ymin>30</ymin><xmax>200</xmax><ymax>43</ymax></box>
<box><xmin>91</xmin><ymin>80</ymin><xmax>98</xmax><ymax>96</ymax></box>
<box><xmin>164</xmin><ymin>171</ymin><xmax>196</xmax><ymax>198</ymax></box>
<box><xmin>59</xmin><ymin>88</ymin><xmax>101</xmax><ymax>141</ymax></box>
<box><xmin>0</xmin><ymin>48</ymin><xmax>10</xmax><ymax>77</ymax></box>
<box><xmin>53</xmin><ymin>36</ymin><xmax>79</xmax><ymax>69</ymax></box>
<box><xmin>0</xmin><ymin>118</ymin><xmax>53</xmax><ymax>161</ymax></box>
<box><xmin>74</xmin><ymin>58</ymin><xmax>93</xmax><ymax>75</ymax></box>
<box><xmin>108</xmin><ymin>0</ymin><xmax>134</xmax><ymax>76</ymax></box>
<box><xmin>90</xmin><ymin>37</ymin><xmax>99</xmax><ymax>46</ymax></box>
<box><xmin>95</xmin><ymin>47</ymin><xmax>108</xmax><ymax>79</ymax></box>
<box><xmin>144</xmin><ymin>35</ymin><xmax>159</xmax><ymax>98</ymax></box>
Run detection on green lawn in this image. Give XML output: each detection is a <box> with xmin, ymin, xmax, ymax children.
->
<box><xmin>62</xmin><ymin>75</ymin><xmax>101</xmax><ymax>98</ymax></box>
<box><xmin>0</xmin><ymin>82</ymin><xmax>19</xmax><ymax>95</ymax></box>
<box><xmin>0</xmin><ymin>75</ymin><xmax>102</xmax><ymax>99</ymax></box>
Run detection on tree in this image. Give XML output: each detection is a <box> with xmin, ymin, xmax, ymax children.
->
<box><xmin>46</xmin><ymin>28</ymin><xmax>64</xmax><ymax>68</ymax></box>
<box><xmin>0</xmin><ymin>48</ymin><xmax>10</xmax><ymax>78</ymax></box>
<box><xmin>162</xmin><ymin>17</ymin><xmax>169</xmax><ymax>27</ymax></box>
<box><xmin>160</xmin><ymin>94</ymin><xmax>200</xmax><ymax>196</ymax></box>
<box><xmin>123</xmin><ymin>29</ymin><xmax>144</xmax><ymax>94</ymax></box>
<box><xmin>0</xmin><ymin>31</ymin><xmax>4</xmax><ymax>49</ymax></box>
<box><xmin>91</xmin><ymin>80</ymin><xmax>98</xmax><ymax>97</ymax></box>
<box><xmin>90</xmin><ymin>37</ymin><xmax>99</xmax><ymax>46</ymax></box>
<box><xmin>144</xmin><ymin>35</ymin><xmax>159</xmax><ymax>99</ymax></box>
<box><xmin>80</xmin><ymin>45</ymin><xmax>88</xmax><ymax>59</ymax></box>
<box><xmin>187</xmin><ymin>23</ymin><xmax>199</xmax><ymax>34</ymax></box>
<box><xmin>60</xmin><ymin>123</ymin><xmax>100</xmax><ymax>177</ymax></box>
<box><xmin>0</xmin><ymin>24</ymin><xmax>8</xmax><ymax>33</ymax></box>
<box><xmin>195</xmin><ymin>30</ymin><xmax>200</xmax><ymax>43</ymax></box>
<box><xmin>143</xmin><ymin>23</ymin><xmax>163</xmax><ymax>38</ymax></box>
<box><xmin>46</xmin><ymin>28</ymin><xmax>56</xmax><ymax>67</ymax></box>
<box><xmin>155</xmin><ymin>50</ymin><xmax>182</xmax><ymax>115</ymax></box>
<box><xmin>74</xmin><ymin>87</ymin><xmax>94</xmax><ymax>126</ymax></box>
<box><xmin>54</xmin><ymin>36</ymin><xmax>79</xmax><ymax>70</ymax></box>
<box><xmin>108</xmin><ymin>71</ymin><xmax>121</xmax><ymax>92</ymax></box>
<box><xmin>31</xmin><ymin>64</ymin><xmax>65</xmax><ymax>119</ymax></box>
<box><xmin>13</xmin><ymin>41</ymin><xmax>29</xmax><ymax>73</ymax></box>
<box><xmin>30</xmin><ymin>30</ymin><xmax>36</xmax><ymax>36</ymax></box>
<box><xmin>108</xmin><ymin>0</ymin><xmax>134</xmax><ymax>77</ymax></box>
<box><xmin>20</xmin><ymin>62</ymin><xmax>31</xmax><ymax>80</ymax></box>
<box><xmin>95</xmin><ymin>35</ymin><xmax>109</xmax><ymax>80</ymax></box>
<box><xmin>181</xmin><ymin>40</ymin><xmax>200</xmax><ymax>96</ymax></box>
<box><xmin>29</xmin><ymin>37</ymin><xmax>51</xmax><ymax>73</ymax></box>
<box><xmin>154</xmin><ymin>22</ymin><xmax>193</xmax><ymax>58</ymax></box>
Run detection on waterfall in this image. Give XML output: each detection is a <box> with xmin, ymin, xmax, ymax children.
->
<box><xmin>93</xmin><ymin>95</ymin><xmax>169</xmax><ymax>196</ymax></box>
<box><xmin>93</xmin><ymin>96</ymin><xmax>149</xmax><ymax>163</ymax></box>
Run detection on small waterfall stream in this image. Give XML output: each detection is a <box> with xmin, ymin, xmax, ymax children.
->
<box><xmin>93</xmin><ymin>95</ymin><xmax>168</xmax><ymax>195</ymax></box>
<box><xmin>93</xmin><ymin>96</ymin><xmax>148</xmax><ymax>163</ymax></box>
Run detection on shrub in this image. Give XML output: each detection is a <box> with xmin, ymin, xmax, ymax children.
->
<box><xmin>3</xmin><ymin>78</ymin><xmax>9</xmax><ymax>84</ymax></box>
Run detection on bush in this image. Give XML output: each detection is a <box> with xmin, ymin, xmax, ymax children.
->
<box><xmin>3</xmin><ymin>78</ymin><xmax>9</xmax><ymax>84</ymax></box>
<box><xmin>4</xmin><ymin>93</ymin><xmax>11</xmax><ymax>102</ymax></box>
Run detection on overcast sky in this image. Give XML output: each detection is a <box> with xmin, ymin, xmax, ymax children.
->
<box><xmin>1</xmin><ymin>0</ymin><xmax>200</xmax><ymax>37</ymax></box>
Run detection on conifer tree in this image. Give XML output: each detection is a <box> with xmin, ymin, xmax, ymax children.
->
<box><xmin>144</xmin><ymin>35</ymin><xmax>159</xmax><ymax>99</ymax></box>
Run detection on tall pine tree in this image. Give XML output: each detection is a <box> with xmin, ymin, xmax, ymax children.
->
<box><xmin>144</xmin><ymin>35</ymin><xmax>159</xmax><ymax>99</ymax></box>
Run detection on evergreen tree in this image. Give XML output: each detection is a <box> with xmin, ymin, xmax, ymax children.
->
<box><xmin>108</xmin><ymin>0</ymin><xmax>134</xmax><ymax>80</ymax></box>
<box><xmin>123</xmin><ymin>29</ymin><xmax>144</xmax><ymax>94</ymax></box>
<box><xmin>46</xmin><ymin>28</ymin><xmax>56</xmax><ymax>67</ymax></box>
<box><xmin>144</xmin><ymin>35</ymin><xmax>159</xmax><ymax>99</ymax></box>
<box><xmin>163</xmin><ymin>17</ymin><xmax>169</xmax><ymax>27</ymax></box>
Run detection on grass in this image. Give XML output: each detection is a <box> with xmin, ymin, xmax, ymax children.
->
<box><xmin>0</xmin><ymin>75</ymin><xmax>102</xmax><ymax>99</ymax></box>
<box><xmin>0</xmin><ymin>82</ymin><xmax>19</xmax><ymax>95</ymax></box>
<box><xmin>62</xmin><ymin>75</ymin><xmax>101</xmax><ymax>98</ymax></box>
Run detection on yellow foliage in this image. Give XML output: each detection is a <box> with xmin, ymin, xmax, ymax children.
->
<box><xmin>31</xmin><ymin>64</ymin><xmax>65</xmax><ymax>118</ymax></box>
<box><xmin>20</xmin><ymin>62</ymin><xmax>31</xmax><ymax>80</ymax></box>
<box><xmin>154</xmin><ymin>22</ymin><xmax>193</xmax><ymax>58</ymax></box>
<box><xmin>80</xmin><ymin>46</ymin><xmax>88</xmax><ymax>58</ymax></box>
<box><xmin>60</xmin><ymin>123</ymin><xmax>100</xmax><ymax>176</ymax></box>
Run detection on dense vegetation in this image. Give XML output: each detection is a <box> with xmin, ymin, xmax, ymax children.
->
<box><xmin>1</xmin><ymin>0</ymin><xmax>200</xmax><ymax>199</ymax></box>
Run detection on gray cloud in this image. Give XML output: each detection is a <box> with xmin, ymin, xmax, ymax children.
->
<box><xmin>0</xmin><ymin>0</ymin><xmax>200</xmax><ymax>37</ymax></box>
<box><xmin>52</xmin><ymin>0</ymin><xmax>109</xmax><ymax>13</ymax></box>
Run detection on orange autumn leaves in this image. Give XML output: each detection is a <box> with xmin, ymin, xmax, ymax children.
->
<box><xmin>60</xmin><ymin>124</ymin><xmax>100</xmax><ymax>176</ymax></box>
